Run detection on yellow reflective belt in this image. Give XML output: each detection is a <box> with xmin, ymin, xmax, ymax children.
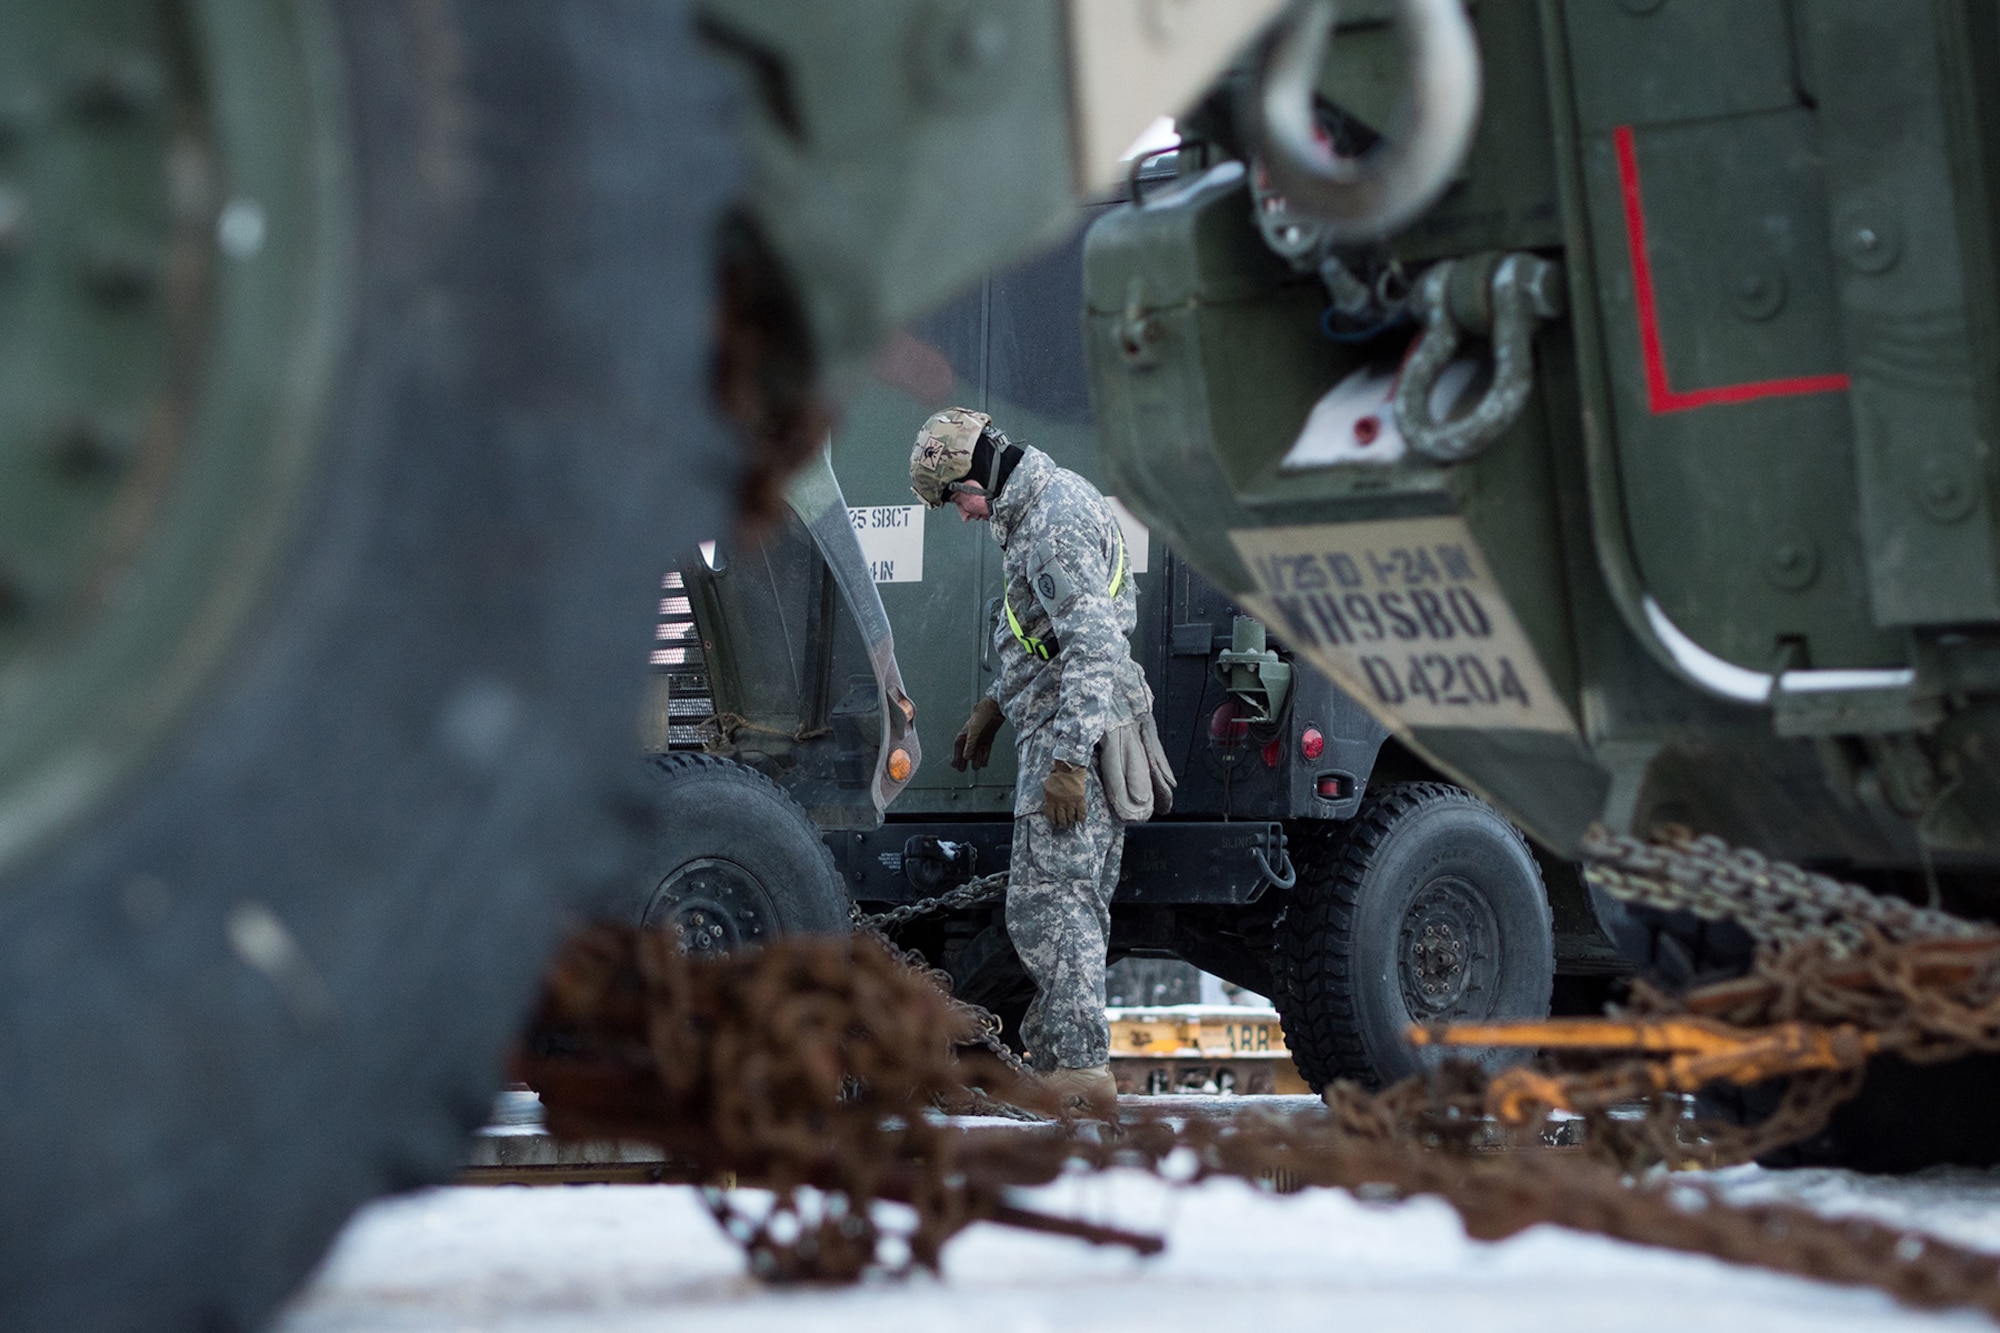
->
<box><xmin>1005</xmin><ymin>528</ymin><xmax>1126</xmax><ymax>660</ymax></box>
<box><xmin>1005</xmin><ymin>599</ymin><xmax>1052</xmax><ymax>659</ymax></box>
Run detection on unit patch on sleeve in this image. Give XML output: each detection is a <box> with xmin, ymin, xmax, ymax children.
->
<box><xmin>1030</xmin><ymin>542</ymin><xmax>1078</xmax><ymax>616</ymax></box>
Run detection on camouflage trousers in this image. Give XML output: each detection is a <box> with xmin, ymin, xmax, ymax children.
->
<box><xmin>1006</xmin><ymin>751</ymin><xmax>1125</xmax><ymax>1072</ymax></box>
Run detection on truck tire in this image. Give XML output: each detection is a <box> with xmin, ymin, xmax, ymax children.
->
<box><xmin>1274</xmin><ymin>783</ymin><xmax>1554</xmax><ymax>1090</ymax></box>
<box><xmin>635</xmin><ymin>754</ymin><xmax>852</xmax><ymax>950</ymax></box>
<box><xmin>0</xmin><ymin>5</ymin><xmax>738</xmax><ymax>1331</ymax></box>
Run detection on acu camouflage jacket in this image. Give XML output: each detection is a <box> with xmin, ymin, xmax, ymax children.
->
<box><xmin>985</xmin><ymin>446</ymin><xmax>1150</xmax><ymax>775</ymax></box>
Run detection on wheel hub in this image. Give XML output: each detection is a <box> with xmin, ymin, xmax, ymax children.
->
<box><xmin>645</xmin><ymin>857</ymin><xmax>772</xmax><ymax>955</ymax></box>
<box><xmin>1397</xmin><ymin>875</ymin><xmax>1498</xmax><ymax>1019</ymax></box>
<box><xmin>0</xmin><ymin>0</ymin><xmax>349</xmax><ymax>885</ymax></box>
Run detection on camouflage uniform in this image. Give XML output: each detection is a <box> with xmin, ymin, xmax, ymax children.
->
<box><xmin>985</xmin><ymin>446</ymin><xmax>1151</xmax><ymax>1071</ymax></box>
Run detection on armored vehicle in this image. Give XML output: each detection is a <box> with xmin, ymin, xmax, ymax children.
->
<box><xmin>1076</xmin><ymin>3</ymin><xmax>2000</xmax><ymax>1156</ymax></box>
<box><xmin>634</xmin><ymin>208</ymin><xmax>1626</xmax><ymax>1093</ymax></box>
<box><xmin>1082</xmin><ymin>0</ymin><xmax>2000</xmax><ymax>893</ymax></box>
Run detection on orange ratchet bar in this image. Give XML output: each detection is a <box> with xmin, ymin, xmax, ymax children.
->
<box><xmin>1408</xmin><ymin>1016</ymin><xmax>1881</xmax><ymax>1122</ymax></box>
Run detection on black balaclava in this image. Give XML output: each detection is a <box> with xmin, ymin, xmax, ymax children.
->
<box><xmin>972</xmin><ymin>427</ymin><xmax>1024</xmax><ymax>500</ymax></box>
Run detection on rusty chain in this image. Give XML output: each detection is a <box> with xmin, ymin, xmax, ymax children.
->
<box><xmin>1469</xmin><ymin>824</ymin><xmax>2000</xmax><ymax>1174</ymax></box>
<box><xmin>516</xmin><ymin>925</ymin><xmax>2000</xmax><ymax>1322</ymax></box>
<box><xmin>855</xmin><ymin>871</ymin><xmax>1009</xmax><ymax>933</ymax></box>
<box><xmin>848</xmin><ymin>872</ymin><xmax>1028</xmax><ymax>1085</ymax></box>
<box><xmin>516</xmin><ymin>925</ymin><xmax>1034</xmax><ymax>1279</ymax></box>
<box><xmin>1716</xmin><ymin>933</ymin><xmax>2000</xmax><ymax>1058</ymax></box>
<box><xmin>1580</xmin><ymin>823</ymin><xmax>1996</xmax><ymax>956</ymax></box>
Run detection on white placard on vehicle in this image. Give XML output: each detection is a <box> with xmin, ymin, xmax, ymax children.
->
<box><xmin>1230</xmin><ymin>515</ymin><xmax>1576</xmax><ymax>735</ymax></box>
<box><xmin>849</xmin><ymin>505</ymin><xmax>925</xmax><ymax>583</ymax></box>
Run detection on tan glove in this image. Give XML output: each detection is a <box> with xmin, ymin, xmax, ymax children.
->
<box><xmin>1043</xmin><ymin>759</ymin><xmax>1089</xmax><ymax>830</ymax></box>
<box><xmin>951</xmin><ymin>697</ymin><xmax>1004</xmax><ymax>771</ymax></box>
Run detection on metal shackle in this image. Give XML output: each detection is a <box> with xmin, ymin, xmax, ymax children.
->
<box><xmin>1393</xmin><ymin>252</ymin><xmax>1564</xmax><ymax>464</ymax></box>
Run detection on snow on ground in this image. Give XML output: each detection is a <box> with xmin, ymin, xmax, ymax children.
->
<box><xmin>278</xmin><ymin>1160</ymin><xmax>2000</xmax><ymax>1332</ymax></box>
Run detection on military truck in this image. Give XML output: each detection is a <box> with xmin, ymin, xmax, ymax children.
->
<box><xmin>633</xmin><ymin>205</ymin><xmax>1627</xmax><ymax>1092</ymax></box>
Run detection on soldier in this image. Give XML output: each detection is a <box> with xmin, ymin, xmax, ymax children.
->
<box><xmin>910</xmin><ymin>407</ymin><xmax>1166</xmax><ymax>1115</ymax></box>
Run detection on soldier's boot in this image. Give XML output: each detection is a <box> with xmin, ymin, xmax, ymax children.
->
<box><xmin>1041</xmin><ymin>1064</ymin><xmax>1119</xmax><ymax>1118</ymax></box>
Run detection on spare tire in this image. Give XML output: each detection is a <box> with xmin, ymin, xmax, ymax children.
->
<box><xmin>0</xmin><ymin>4</ymin><xmax>738</xmax><ymax>1330</ymax></box>
<box><xmin>635</xmin><ymin>754</ymin><xmax>852</xmax><ymax>950</ymax></box>
<box><xmin>1275</xmin><ymin>782</ymin><xmax>1554</xmax><ymax>1090</ymax></box>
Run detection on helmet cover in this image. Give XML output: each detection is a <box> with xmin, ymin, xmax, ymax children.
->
<box><xmin>909</xmin><ymin>407</ymin><xmax>991</xmax><ymax>507</ymax></box>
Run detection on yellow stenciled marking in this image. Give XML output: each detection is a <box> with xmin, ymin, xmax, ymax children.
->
<box><xmin>1108</xmin><ymin>1010</ymin><xmax>1294</xmax><ymax>1060</ymax></box>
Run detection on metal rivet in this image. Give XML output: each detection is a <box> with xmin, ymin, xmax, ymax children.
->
<box><xmin>1730</xmin><ymin>260</ymin><xmax>1786</xmax><ymax>322</ymax></box>
<box><xmin>1917</xmin><ymin>455</ymin><xmax>1977</xmax><ymax>524</ymax></box>
<box><xmin>1764</xmin><ymin>533</ymin><xmax>1820</xmax><ymax>591</ymax></box>
<box><xmin>1838</xmin><ymin>206</ymin><xmax>1902</xmax><ymax>274</ymax></box>
<box><xmin>916</xmin><ymin>2</ymin><xmax>1012</xmax><ymax>102</ymax></box>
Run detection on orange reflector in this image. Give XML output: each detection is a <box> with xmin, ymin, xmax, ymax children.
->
<box><xmin>887</xmin><ymin>748</ymin><xmax>913</xmax><ymax>782</ymax></box>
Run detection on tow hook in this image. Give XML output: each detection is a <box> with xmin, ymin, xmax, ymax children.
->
<box><xmin>1252</xmin><ymin>828</ymin><xmax>1297</xmax><ymax>892</ymax></box>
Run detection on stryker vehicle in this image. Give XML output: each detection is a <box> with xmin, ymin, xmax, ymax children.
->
<box><xmin>1075</xmin><ymin>3</ymin><xmax>2000</xmax><ymax>1156</ymax></box>
<box><xmin>633</xmin><ymin>204</ymin><xmax>1627</xmax><ymax>1093</ymax></box>
<box><xmin>1085</xmin><ymin>0</ymin><xmax>2000</xmax><ymax>888</ymax></box>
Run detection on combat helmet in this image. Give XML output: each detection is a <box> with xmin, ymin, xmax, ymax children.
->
<box><xmin>909</xmin><ymin>407</ymin><xmax>992</xmax><ymax>507</ymax></box>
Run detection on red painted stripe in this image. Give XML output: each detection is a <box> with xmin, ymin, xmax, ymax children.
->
<box><xmin>1611</xmin><ymin>124</ymin><xmax>1850</xmax><ymax>414</ymax></box>
<box><xmin>1612</xmin><ymin>126</ymin><xmax>1674</xmax><ymax>412</ymax></box>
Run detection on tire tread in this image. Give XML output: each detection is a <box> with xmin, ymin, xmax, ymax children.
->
<box><xmin>641</xmin><ymin>752</ymin><xmax>848</xmax><ymax>932</ymax></box>
<box><xmin>1273</xmin><ymin>782</ymin><xmax>1550</xmax><ymax>1092</ymax></box>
